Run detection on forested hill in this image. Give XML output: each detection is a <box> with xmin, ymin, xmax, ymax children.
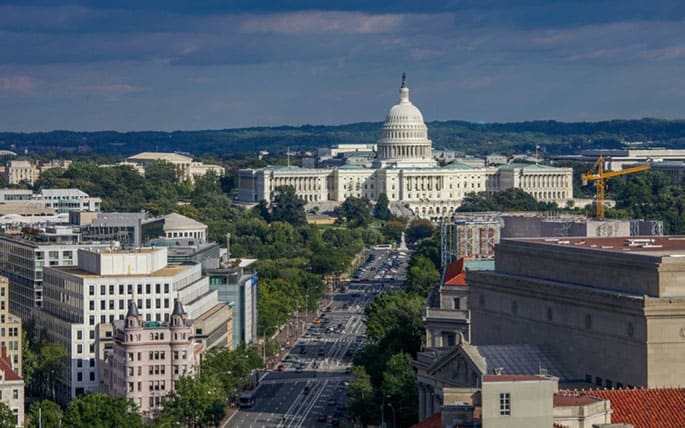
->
<box><xmin>2</xmin><ymin>118</ymin><xmax>684</xmax><ymax>157</ymax></box>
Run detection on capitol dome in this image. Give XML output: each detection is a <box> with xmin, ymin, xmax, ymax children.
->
<box><xmin>375</xmin><ymin>74</ymin><xmax>435</xmax><ymax>168</ymax></box>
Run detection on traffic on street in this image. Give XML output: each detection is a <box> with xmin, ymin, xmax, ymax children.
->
<box><xmin>226</xmin><ymin>248</ymin><xmax>408</xmax><ymax>427</ymax></box>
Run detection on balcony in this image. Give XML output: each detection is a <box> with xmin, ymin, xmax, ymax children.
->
<box><xmin>424</xmin><ymin>307</ymin><xmax>470</xmax><ymax>322</ymax></box>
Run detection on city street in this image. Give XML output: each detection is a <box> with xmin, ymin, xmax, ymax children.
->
<box><xmin>226</xmin><ymin>249</ymin><xmax>408</xmax><ymax>427</ymax></box>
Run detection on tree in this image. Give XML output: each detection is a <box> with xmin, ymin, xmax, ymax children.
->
<box><xmin>64</xmin><ymin>393</ymin><xmax>142</xmax><ymax>428</ymax></box>
<box><xmin>405</xmin><ymin>219</ymin><xmax>435</xmax><ymax>243</ymax></box>
<box><xmin>382</xmin><ymin>353</ymin><xmax>419</xmax><ymax>427</ymax></box>
<box><xmin>27</xmin><ymin>400</ymin><xmax>63</xmax><ymax>428</ymax></box>
<box><xmin>373</xmin><ymin>193</ymin><xmax>391</xmax><ymax>220</ymax></box>
<box><xmin>347</xmin><ymin>366</ymin><xmax>377</xmax><ymax>426</ymax></box>
<box><xmin>160</xmin><ymin>375</ymin><xmax>224</xmax><ymax>428</ymax></box>
<box><xmin>0</xmin><ymin>402</ymin><xmax>17</xmax><ymax>428</ymax></box>
<box><xmin>335</xmin><ymin>197</ymin><xmax>372</xmax><ymax>228</ymax></box>
<box><xmin>381</xmin><ymin>217</ymin><xmax>407</xmax><ymax>243</ymax></box>
<box><xmin>271</xmin><ymin>185</ymin><xmax>306</xmax><ymax>226</ymax></box>
<box><xmin>405</xmin><ymin>255</ymin><xmax>441</xmax><ymax>297</ymax></box>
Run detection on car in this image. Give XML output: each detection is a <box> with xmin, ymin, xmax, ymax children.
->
<box><xmin>295</xmin><ymin>366</ymin><xmax>304</xmax><ymax>373</ymax></box>
<box><xmin>284</xmin><ymin>355</ymin><xmax>293</xmax><ymax>362</ymax></box>
<box><xmin>318</xmin><ymin>348</ymin><xmax>325</xmax><ymax>356</ymax></box>
<box><xmin>327</xmin><ymin>399</ymin><xmax>337</xmax><ymax>406</ymax></box>
<box><xmin>317</xmin><ymin>415</ymin><xmax>327</xmax><ymax>422</ymax></box>
<box><xmin>345</xmin><ymin>367</ymin><xmax>352</xmax><ymax>374</ymax></box>
<box><xmin>304</xmin><ymin>386</ymin><xmax>311</xmax><ymax>395</ymax></box>
<box><xmin>277</xmin><ymin>364</ymin><xmax>284</xmax><ymax>372</ymax></box>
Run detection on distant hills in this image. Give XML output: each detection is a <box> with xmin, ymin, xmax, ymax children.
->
<box><xmin>1</xmin><ymin>118</ymin><xmax>684</xmax><ymax>158</ymax></box>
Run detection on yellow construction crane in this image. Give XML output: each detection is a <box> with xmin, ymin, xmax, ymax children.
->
<box><xmin>581</xmin><ymin>155</ymin><xmax>650</xmax><ymax>220</ymax></box>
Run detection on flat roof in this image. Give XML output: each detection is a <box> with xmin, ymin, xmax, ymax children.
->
<box><xmin>483</xmin><ymin>375</ymin><xmax>548</xmax><ymax>383</ymax></box>
<box><xmin>54</xmin><ymin>264</ymin><xmax>190</xmax><ymax>278</ymax></box>
<box><xmin>510</xmin><ymin>236</ymin><xmax>685</xmax><ymax>257</ymax></box>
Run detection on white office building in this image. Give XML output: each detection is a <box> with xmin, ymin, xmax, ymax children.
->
<box><xmin>35</xmin><ymin>247</ymin><xmax>221</xmax><ymax>400</ymax></box>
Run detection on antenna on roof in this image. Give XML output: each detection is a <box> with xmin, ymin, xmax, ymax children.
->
<box><xmin>287</xmin><ymin>146</ymin><xmax>291</xmax><ymax>167</ymax></box>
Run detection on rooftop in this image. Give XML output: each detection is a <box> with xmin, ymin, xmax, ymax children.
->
<box><xmin>56</xmin><ymin>263</ymin><xmax>190</xmax><ymax>278</ymax></box>
<box><xmin>473</xmin><ymin>344</ymin><xmax>574</xmax><ymax>381</ymax></box>
<box><xmin>443</xmin><ymin>258</ymin><xmax>467</xmax><ymax>286</ymax></box>
<box><xmin>553</xmin><ymin>392</ymin><xmax>604</xmax><ymax>407</ymax></box>
<box><xmin>128</xmin><ymin>152</ymin><xmax>193</xmax><ymax>163</ymax></box>
<box><xmin>513</xmin><ymin>236</ymin><xmax>685</xmax><ymax>256</ymax></box>
<box><xmin>582</xmin><ymin>388</ymin><xmax>685</xmax><ymax>428</ymax></box>
<box><xmin>498</xmin><ymin>162</ymin><xmax>554</xmax><ymax>170</ymax></box>
<box><xmin>483</xmin><ymin>374</ymin><xmax>549</xmax><ymax>383</ymax></box>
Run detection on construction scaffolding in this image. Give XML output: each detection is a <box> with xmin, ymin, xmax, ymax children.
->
<box><xmin>440</xmin><ymin>212</ymin><xmax>504</xmax><ymax>268</ymax></box>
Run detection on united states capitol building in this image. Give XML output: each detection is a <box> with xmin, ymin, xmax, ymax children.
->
<box><xmin>238</xmin><ymin>76</ymin><xmax>573</xmax><ymax>220</ymax></box>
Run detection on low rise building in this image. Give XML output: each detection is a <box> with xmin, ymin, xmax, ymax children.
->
<box><xmin>5</xmin><ymin>160</ymin><xmax>37</xmax><ymax>185</ymax></box>
<box><xmin>142</xmin><ymin>213</ymin><xmax>208</xmax><ymax>242</ymax></box>
<box><xmin>0</xmin><ymin>347</ymin><xmax>23</xmax><ymax>427</ymax></box>
<box><xmin>126</xmin><ymin>152</ymin><xmax>225</xmax><ymax>184</ymax></box>
<box><xmin>469</xmin><ymin>236</ymin><xmax>685</xmax><ymax>388</ymax></box>
<box><xmin>105</xmin><ymin>299</ymin><xmax>202</xmax><ymax>418</ymax></box>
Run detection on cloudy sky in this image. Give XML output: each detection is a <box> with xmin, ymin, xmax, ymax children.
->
<box><xmin>1</xmin><ymin>0</ymin><xmax>684</xmax><ymax>131</ymax></box>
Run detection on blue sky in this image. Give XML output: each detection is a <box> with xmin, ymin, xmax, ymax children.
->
<box><xmin>1</xmin><ymin>0</ymin><xmax>684</xmax><ymax>131</ymax></box>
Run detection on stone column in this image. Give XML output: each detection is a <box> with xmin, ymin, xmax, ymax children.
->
<box><xmin>419</xmin><ymin>384</ymin><xmax>427</xmax><ymax>421</ymax></box>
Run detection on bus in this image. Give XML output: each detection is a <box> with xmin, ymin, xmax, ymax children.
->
<box><xmin>238</xmin><ymin>390</ymin><xmax>256</xmax><ymax>408</ymax></box>
<box><xmin>373</xmin><ymin>244</ymin><xmax>392</xmax><ymax>250</ymax></box>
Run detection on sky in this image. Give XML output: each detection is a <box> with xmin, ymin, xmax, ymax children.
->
<box><xmin>0</xmin><ymin>0</ymin><xmax>684</xmax><ymax>132</ymax></box>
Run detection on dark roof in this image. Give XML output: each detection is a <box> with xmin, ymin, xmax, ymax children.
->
<box><xmin>172</xmin><ymin>298</ymin><xmax>185</xmax><ymax>317</ymax></box>
<box><xmin>126</xmin><ymin>299</ymin><xmax>140</xmax><ymax>318</ymax></box>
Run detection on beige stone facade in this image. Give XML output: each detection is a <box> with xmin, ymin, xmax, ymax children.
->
<box><xmin>0</xmin><ymin>277</ymin><xmax>21</xmax><ymax>376</ymax></box>
<box><xmin>126</xmin><ymin>152</ymin><xmax>224</xmax><ymax>184</ymax></box>
<box><xmin>5</xmin><ymin>160</ymin><xmax>37</xmax><ymax>185</ymax></box>
<box><xmin>469</xmin><ymin>236</ymin><xmax>685</xmax><ymax>388</ymax></box>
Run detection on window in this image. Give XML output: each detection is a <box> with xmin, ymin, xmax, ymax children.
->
<box><xmin>453</xmin><ymin>298</ymin><xmax>461</xmax><ymax>310</ymax></box>
<box><xmin>12</xmin><ymin>390</ymin><xmax>18</xmax><ymax>399</ymax></box>
<box><xmin>499</xmin><ymin>393</ymin><xmax>510</xmax><ymax>416</ymax></box>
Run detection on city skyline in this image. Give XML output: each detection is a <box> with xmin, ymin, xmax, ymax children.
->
<box><xmin>1</xmin><ymin>0</ymin><xmax>684</xmax><ymax>132</ymax></box>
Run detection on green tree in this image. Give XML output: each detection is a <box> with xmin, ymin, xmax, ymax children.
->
<box><xmin>0</xmin><ymin>402</ymin><xmax>17</xmax><ymax>428</ymax></box>
<box><xmin>27</xmin><ymin>400</ymin><xmax>63</xmax><ymax>428</ymax></box>
<box><xmin>382</xmin><ymin>353</ymin><xmax>419</xmax><ymax>427</ymax></box>
<box><xmin>201</xmin><ymin>345</ymin><xmax>263</xmax><ymax>400</ymax></box>
<box><xmin>373</xmin><ymin>193</ymin><xmax>391</xmax><ymax>220</ymax></box>
<box><xmin>347</xmin><ymin>366</ymin><xmax>377</xmax><ymax>426</ymax></box>
<box><xmin>160</xmin><ymin>375</ymin><xmax>224</xmax><ymax>428</ymax></box>
<box><xmin>405</xmin><ymin>255</ymin><xmax>441</xmax><ymax>297</ymax></box>
<box><xmin>64</xmin><ymin>393</ymin><xmax>142</xmax><ymax>428</ymax></box>
<box><xmin>381</xmin><ymin>217</ymin><xmax>407</xmax><ymax>243</ymax></box>
<box><xmin>405</xmin><ymin>219</ymin><xmax>435</xmax><ymax>243</ymax></box>
<box><xmin>335</xmin><ymin>197</ymin><xmax>373</xmax><ymax>228</ymax></box>
<box><xmin>271</xmin><ymin>185</ymin><xmax>306</xmax><ymax>226</ymax></box>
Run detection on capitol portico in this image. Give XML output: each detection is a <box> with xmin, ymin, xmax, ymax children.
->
<box><xmin>238</xmin><ymin>76</ymin><xmax>573</xmax><ymax>220</ymax></box>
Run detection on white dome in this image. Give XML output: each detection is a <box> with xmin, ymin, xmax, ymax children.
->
<box><xmin>384</xmin><ymin>86</ymin><xmax>425</xmax><ymax>126</ymax></box>
<box><xmin>374</xmin><ymin>75</ymin><xmax>436</xmax><ymax>168</ymax></box>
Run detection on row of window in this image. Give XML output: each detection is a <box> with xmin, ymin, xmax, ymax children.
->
<box><xmin>89</xmin><ymin>283</ymin><xmax>170</xmax><ymax>296</ymax></box>
<box><xmin>88</xmin><ymin>312</ymin><xmax>171</xmax><ymax>326</ymax></box>
<box><xmin>90</xmin><ymin>298</ymin><xmax>171</xmax><ymax>312</ymax></box>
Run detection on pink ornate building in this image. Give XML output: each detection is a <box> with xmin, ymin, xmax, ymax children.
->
<box><xmin>105</xmin><ymin>298</ymin><xmax>202</xmax><ymax>417</ymax></box>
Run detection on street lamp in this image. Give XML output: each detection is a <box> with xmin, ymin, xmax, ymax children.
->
<box><xmin>387</xmin><ymin>402</ymin><xmax>396</xmax><ymax>428</ymax></box>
